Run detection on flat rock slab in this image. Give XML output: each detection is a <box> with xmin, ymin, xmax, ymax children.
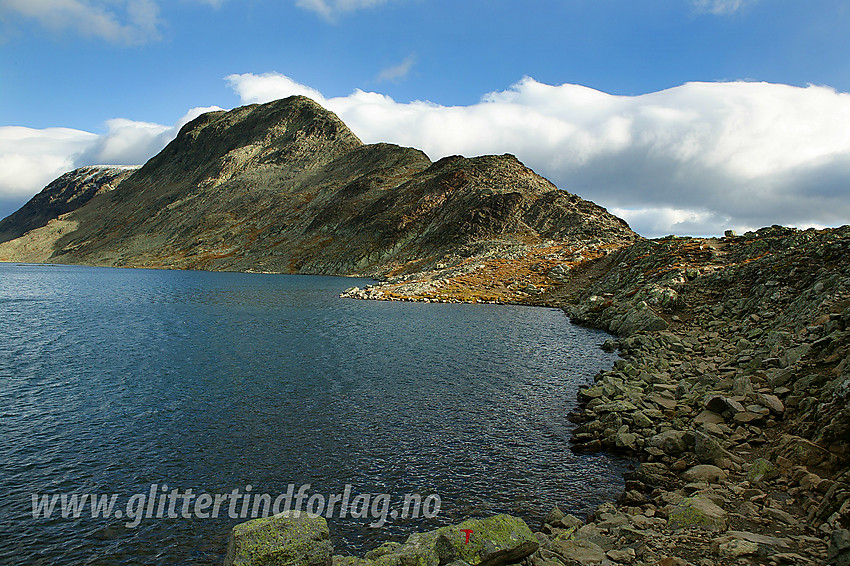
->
<box><xmin>550</xmin><ymin>539</ymin><xmax>606</xmax><ymax>565</ymax></box>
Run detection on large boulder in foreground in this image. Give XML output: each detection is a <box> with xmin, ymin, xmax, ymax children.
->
<box><xmin>333</xmin><ymin>515</ymin><xmax>537</xmax><ymax>566</ymax></box>
<box><xmin>225</xmin><ymin>512</ymin><xmax>333</xmax><ymax>566</ymax></box>
<box><xmin>397</xmin><ymin>514</ymin><xmax>538</xmax><ymax>566</ymax></box>
<box><xmin>226</xmin><ymin>512</ymin><xmax>536</xmax><ymax>566</ymax></box>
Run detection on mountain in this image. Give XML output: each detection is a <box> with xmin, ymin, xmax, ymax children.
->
<box><xmin>0</xmin><ymin>96</ymin><xmax>636</xmax><ymax>280</ymax></box>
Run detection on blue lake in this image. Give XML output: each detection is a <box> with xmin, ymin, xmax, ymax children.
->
<box><xmin>0</xmin><ymin>263</ymin><xmax>630</xmax><ymax>565</ymax></box>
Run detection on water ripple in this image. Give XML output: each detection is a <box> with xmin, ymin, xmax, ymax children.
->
<box><xmin>0</xmin><ymin>263</ymin><xmax>630</xmax><ymax>565</ymax></box>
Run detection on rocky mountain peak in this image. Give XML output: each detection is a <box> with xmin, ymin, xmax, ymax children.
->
<box><xmin>135</xmin><ymin>95</ymin><xmax>363</xmax><ymax>190</ymax></box>
<box><xmin>0</xmin><ymin>96</ymin><xmax>637</xmax><ymax>278</ymax></box>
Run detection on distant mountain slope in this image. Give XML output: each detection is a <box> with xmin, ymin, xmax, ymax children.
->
<box><xmin>0</xmin><ymin>96</ymin><xmax>636</xmax><ymax>275</ymax></box>
<box><xmin>0</xmin><ymin>166</ymin><xmax>137</xmax><ymax>244</ymax></box>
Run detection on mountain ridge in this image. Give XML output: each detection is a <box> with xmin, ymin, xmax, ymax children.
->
<box><xmin>0</xmin><ymin>95</ymin><xmax>636</xmax><ymax>289</ymax></box>
<box><xmin>0</xmin><ymin>165</ymin><xmax>138</xmax><ymax>244</ymax></box>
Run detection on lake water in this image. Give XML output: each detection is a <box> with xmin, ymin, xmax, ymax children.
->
<box><xmin>0</xmin><ymin>263</ymin><xmax>630</xmax><ymax>565</ymax></box>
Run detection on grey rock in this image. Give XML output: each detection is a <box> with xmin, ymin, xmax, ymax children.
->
<box><xmin>543</xmin><ymin>506</ymin><xmax>566</xmax><ymax>528</ymax></box>
<box><xmin>681</xmin><ymin>464</ymin><xmax>728</xmax><ymax>484</ymax></box>
<box><xmin>693</xmin><ymin>431</ymin><xmax>729</xmax><ymax>465</ymax></box>
<box><xmin>606</xmin><ymin>547</ymin><xmax>636</xmax><ymax>563</ymax></box>
<box><xmin>757</xmin><ymin>393</ymin><xmax>785</xmax><ymax>414</ymax></box>
<box><xmin>551</xmin><ymin>539</ymin><xmax>606</xmax><ymax>565</ymax></box>
<box><xmin>648</xmin><ymin>430</ymin><xmax>694</xmax><ymax>455</ymax></box>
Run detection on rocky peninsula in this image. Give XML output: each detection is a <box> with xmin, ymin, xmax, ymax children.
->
<box><xmin>1</xmin><ymin>96</ymin><xmax>848</xmax><ymax>565</ymax></box>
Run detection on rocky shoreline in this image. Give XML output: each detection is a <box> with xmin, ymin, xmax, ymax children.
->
<box><xmin>541</xmin><ymin>225</ymin><xmax>850</xmax><ymax>565</ymax></box>
<box><xmin>321</xmin><ymin>225</ymin><xmax>850</xmax><ymax>566</ymax></box>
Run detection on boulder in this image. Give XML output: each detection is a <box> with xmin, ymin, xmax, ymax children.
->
<box><xmin>543</xmin><ymin>506</ymin><xmax>566</xmax><ymax>528</ymax></box>
<box><xmin>668</xmin><ymin>497</ymin><xmax>728</xmax><ymax>532</ymax></box>
<box><xmin>551</xmin><ymin>539</ymin><xmax>606</xmax><ymax>565</ymax></box>
<box><xmin>394</xmin><ymin>514</ymin><xmax>538</xmax><ymax>566</ymax></box>
<box><xmin>711</xmin><ymin>538</ymin><xmax>758</xmax><ymax>558</ymax></box>
<box><xmin>774</xmin><ymin>434</ymin><xmax>833</xmax><ymax>468</ymax></box>
<box><xmin>725</xmin><ymin>530</ymin><xmax>790</xmax><ymax>550</ymax></box>
<box><xmin>632</xmin><ymin>462</ymin><xmax>678</xmax><ymax>489</ymax></box>
<box><xmin>747</xmin><ymin>458</ymin><xmax>780</xmax><ymax>483</ymax></box>
<box><xmin>828</xmin><ymin>529</ymin><xmax>850</xmax><ymax>566</ymax></box>
<box><xmin>615</xmin><ymin>431</ymin><xmax>637</xmax><ymax>450</ymax></box>
<box><xmin>225</xmin><ymin>512</ymin><xmax>333</xmax><ymax>566</ymax></box>
<box><xmin>611</xmin><ymin>302</ymin><xmax>668</xmax><ymax>336</ymax></box>
<box><xmin>681</xmin><ymin>464</ymin><xmax>727</xmax><ymax>484</ymax></box>
<box><xmin>704</xmin><ymin>394</ymin><xmax>745</xmax><ymax>415</ymax></box>
<box><xmin>694</xmin><ymin>410</ymin><xmax>724</xmax><ymax>425</ymax></box>
<box><xmin>757</xmin><ymin>393</ymin><xmax>785</xmax><ymax>415</ymax></box>
<box><xmin>693</xmin><ymin>431</ymin><xmax>730</xmax><ymax>465</ymax></box>
<box><xmin>648</xmin><ymin>430</ymin><xmax>693</xmax><ymax>456</ymax></box>
<box><xmin>606</xmin><ymin>548</ymin><xmax>636</xmax><ymax>563</ymax></box>
<box><xmin>365</xmin><ymin>542</ymin><xmax>402</xmax><ymax>560</ymax></box>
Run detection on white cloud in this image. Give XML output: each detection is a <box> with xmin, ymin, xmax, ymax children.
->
<box><xmin>0</xmin><ymin>0</ymin><xmax>162</xmax><ymax>44</ymax></box>
<box><xmin>0</xmin><ymin>127</ymin><xmax>97</xmax><ymax>197</ymax></box>
<box><xmin>295</xmin><ymin>0</ymin><xmax>388</xmax><ymax>21</ymax></box>
<box><xmin>693</xmin><ymin>0</ymin><xmax>757</xmax><ymax>16</ymax></box>
<box><xmin>73</xmin><ymin>106</ymin><xmax>222</xmax><ymax>165</ymax></box>
<box><xmin>224</xmin><ymin>73</ymin><xmax>326</xmax><ymax>105</ymax></box>
<box><xmin>376</xmin><ymin>54</ymin><xmax>415</xmax><ymax>83</ymax></box>
<box><xmin>0</xmin><ymin>106</ymin><xmax>222</xmax><ymax>205</ymax></box>
<box><xmin>227</xmin><ymin>73</ymin><xmax>850</xmax><ymax>237</ymax></box>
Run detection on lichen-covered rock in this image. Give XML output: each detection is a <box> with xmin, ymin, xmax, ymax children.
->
<box><xmin>225</xmin><ymin>512</ymin><xmax>333</xmax><ymax>566</ymax></box>
<box><xmin>747</xmin><ymin>458</ymin><xmax>780</xmax><ymax>483</ymax></box>
<box><xmin>364</xmin><ymin>542</ymin><xmax>403</xmax><ymax>561</ymax></box>
<box><xmin>711</xmin><ymin>538</ymin><xmax>758</xmax><ymax>558</ymax></box>
<box><xmin>668</xmin><ymin>497</ymin><xmax>728</xmax><ymax>532</ymax></box>
<box><xmin>384</xmin><ymin>514</ymin><xmax>538</xmax><ymax>566</ymax></box>
<box><xmin>609</xmin><ymin>302</ymin><xmax>668</xmax><ymax>336</ymax></box>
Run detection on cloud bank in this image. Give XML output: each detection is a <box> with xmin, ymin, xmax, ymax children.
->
<box><xmin>3</xmin><ymin>74</ymin><xmax>850</xmax><ymax>237</ymax></box>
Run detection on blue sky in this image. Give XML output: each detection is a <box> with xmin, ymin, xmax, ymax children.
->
<box><xmin>2</xmin><ymin>0</ymin><xmax>850</xmax><ymax>236</ymax></box>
